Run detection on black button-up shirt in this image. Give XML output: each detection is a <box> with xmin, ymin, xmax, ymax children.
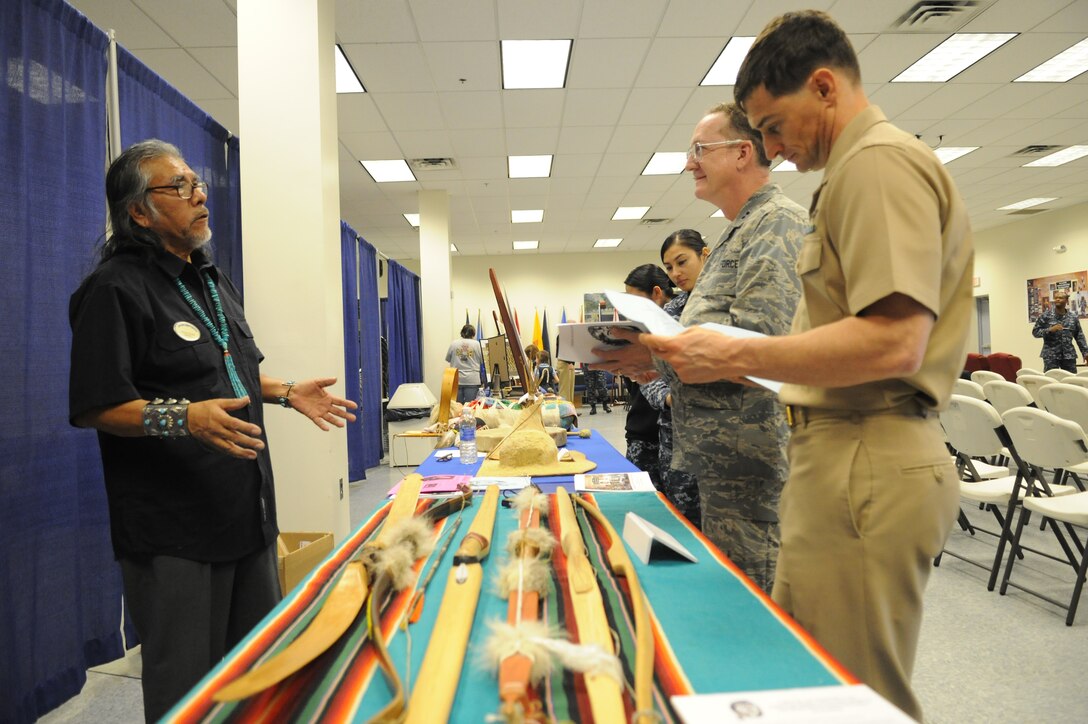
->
<box><xmin>69</xmin><ymin>245</ymin><xmax>276</xmax><ymax>562</ymax></box>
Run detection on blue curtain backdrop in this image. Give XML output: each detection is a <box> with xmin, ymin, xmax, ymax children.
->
<box><xmin>357</xmin><ymin>237</ymin><xmax>383</xmax><ymax>470</ymax></box>
<box><xmin>386</xmin><ymin>260</ymin><xmax>423</xmax><ymax>394</ymax></box>
<box><xmin>0</xmin><ymin>2</ymin><xmax>121</xmax><ymax>722</ymax></box>
<box><xmin>340</xmin><ymin>223</ymin><xmax>364</xmax><ymax>481</ymax></box>
<box><xmin>116</xmin><ymin>47</ymin><xmax>244</xmax><ymax>294</ymax></box>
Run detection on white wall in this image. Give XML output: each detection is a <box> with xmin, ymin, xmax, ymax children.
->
<box><xmin>974</xmin><ymin>202</ymin><xmax>1088</xmax><ymax>365</ymax></box>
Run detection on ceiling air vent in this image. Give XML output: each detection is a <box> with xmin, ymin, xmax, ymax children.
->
<box><xmin>891</xmin><ymin>0</ymin><xmax>990</xmax><ymax>32</ymax></box>
<box><xmin>409</xmin><ymin>157</ymin><xmax>457</xmax><ymax>171</ymax></box>
<box><xmin>639</xmin><ymin>218</ymin><xmax>672</xmax><ymax>226</ymax></box>
<box><xmin>1012</xmin><ymin>145</ymin><xmax>1062</xmax><ymax>156</ymax></box>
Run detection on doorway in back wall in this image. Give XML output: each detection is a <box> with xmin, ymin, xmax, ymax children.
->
<box><xmin>976</xmin><ymin>295</ymin><xmax>991</xmax><ymax>355</ymax></box>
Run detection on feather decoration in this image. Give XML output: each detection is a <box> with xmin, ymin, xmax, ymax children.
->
<box><xmin>362</xmin><ymin>517</ymin><xmax>435</xmax><ymax>591</ymax></box>
<box><xmin>482</xmin><ymin>620</ymin><xmax>624</xmax><ymax>684</ymax></box>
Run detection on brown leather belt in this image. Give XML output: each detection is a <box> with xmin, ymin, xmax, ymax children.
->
<box><xmin>785</xmin><ymin>401</ymin><xmax>932</xmax><ymax>428</ymax></box>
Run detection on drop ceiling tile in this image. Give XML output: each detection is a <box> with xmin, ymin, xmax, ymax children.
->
<box><xmin>422</xmin><ymin>42</ymin><xmax>501</xmax><ymax>91</ymax></box>
<box><xmin>606</xmin><ymin>125</ymin><xmax>670</xmax><ymax>154</ymax></box>
<box><xmin>568</xmin><ymin>38</ymin><xmax>652</xmax><ymax>88</ymax></box>
<box><xmin>737</xmin><ymin>0</ymin><xmax>836</xmax><ymax>34</ymax></box>
<box><xmin>348</xmin><ymin>43</ymin><xmax>432</xmax><ymax>93</ymax></box>
<box><xmin>552</xmin><ymin>154</ymin><xmax>604</xmax><ymax>177</ymax></box>
<box><xmin>73</xmin><ymin>0</ymin><xmax>177</xmax><ymax>49</ymax></box>
<box><xmin>505</xmin><ymin>127</ymin><xmax>560</xmax><ymax>155</ymax></box>
<box><xmin>337</xmin><ymin>94</ymin><xmax>386</xmax><ymax>134</ymax></box>
<box><xmin>370</xmin><ymin>93</ymin><xmax>444</xmax><ymax>131</ymax></box>
<box><xmin>449</xmin><ymin>128</ymin><xmax>506</xmax><ymax>157</ymax></box>
<box><xmin>856</xmin><ymin>33</ymin><xmax>946</xmax><ymax>84</ymax></box>
<box><xmin>336</xmin><ymin>0</ymin><xmax>417</xmax><ymax>43</ymax></box>
<box><xmin>1011</xmin><ymin>0</ymin><xmax>1088</xmax><ymax>32</ymax></box>
<box><xmin>503</xmin><ymin>89</ymin><xmax>565</xmax><ymax>128</ymax></box>
<box><xmin>635</xmin><ymin>37</ymin><xmax>725</xmax><ymax>88</ymax></box>
<box><xmin>136</xmin><ymin>0</ymin><xmax>237</xmax><ymax>48</ymax></box>
<box><xmin>896</xmin><ymin>84</ymin><xmax>1001</xmax><ymax>121</ymax></box>
<box><xmin>497</xmin><ymin>0</ymin><xmax>580</xmax><ymax>37</ymax></box>
<box><xmin>557</xmin><ymin>126</ymin><xmax>614</xmax><ymax>155</ymax></box>
<box><xmin>126</xmin><ymin>48</ymin><xmax>233</xmax><ymax>100</ymax></box>
<box><xmin>657</xmin><ymin>0</ymin><xmax>748</xmax><ymax>38</ymax></box>
<box><xmin>562</xmin><ymin>88</ymin><xmax>629</xmax><ymax>127</ymax></box>
<box><xmin>619</xmin><ymin>88</ymin><xmax>693</xmax><ymax>125</ymax></box>
<box><xmin>189</xmin><ymin>47</ymin><xmax>238</xmax><ymax>95</ymax></box>
<box><xmin>413</xmin><ymin>0</ymin><xmax>497</xmax><ymax>41</ymax></box>
<box><xmin>438</xmin><ymin>91</ymin><xmax>504</xmax><ymax>129</ymax></box>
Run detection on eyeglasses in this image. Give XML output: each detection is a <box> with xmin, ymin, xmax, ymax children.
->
<box><xmin>147</xmin><ymin>179</ymin><xmax>209</xmax><ymax>200</ymax></box>
<box><xmin>686</xmin><ymin>139</ymin><xmax>747</xmax><ymax>162</ymax></box>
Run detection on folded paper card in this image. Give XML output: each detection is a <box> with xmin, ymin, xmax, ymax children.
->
<box><xmin>622</xmin><ymin>511</ymin><xmax>698</xmax><ymax>564</ymax></box>
<box><xmin>575</xmin><ymin>471</ymin><xmax>656</xmax><ymax>492</ymax></box>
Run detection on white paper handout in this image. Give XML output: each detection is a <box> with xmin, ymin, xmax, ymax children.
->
<box><xmin>604</xmin><ymin>290</ymin><xmax>783</xmax><ymax>393</ymax></box>
<box><xmin>556</xmin><ymin>320</ymin><xmax>649</xmax><ymax>365</ymax></box>
<box><xmin>670</xmin><ymin>684</ymin><xmax>915</xmax><ymax>723</ymax></box>
<box><xmin>574</xmin><ymin>471</ymin><xmax>656</xmax><ymax>493</ymax></box>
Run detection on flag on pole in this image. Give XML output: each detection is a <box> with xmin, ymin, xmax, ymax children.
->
<box><xmin>515</xmin><ymin>309</ymin><xmax>521</xmax><ymax>333</ymax></box>
<box><xmin>561</xmin><ymin>307</ymin><xmax>567</xmax><ymax>324</ymax></box>
<box><xmin>476</xmin><ymin>309</ymin><xmax>488</xmax><ymax>390</ymax></box>
<box><xmin>541</xmin><ymin>309</ymin><xmax>551</xmax><ymax>358</ymax></box>
<box><xmin>532</xmin><ymin>309</ymin><xmax>543</xmax><ymax>350</ymax></box>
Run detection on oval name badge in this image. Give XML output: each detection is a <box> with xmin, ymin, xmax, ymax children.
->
<box><xmin>173</xmin><ymin>321</ymin><xmax>202</xmax><ymax>342</ymax></box>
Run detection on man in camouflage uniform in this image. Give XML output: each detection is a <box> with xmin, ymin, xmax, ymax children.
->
<box><xmin>1032</xmin><ymin>289</ymin><xmax>1088</xmax><ymax>372</ymax></box>
<box><xmin>600</xmin><ymin>103</ymin><xmax>804</xmax><ymax>592</ymax></box>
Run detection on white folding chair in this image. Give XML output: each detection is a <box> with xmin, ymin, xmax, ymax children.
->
<box><xmin>953</xmin><ymin>378</ymin><xmax>986</xmax><ymax>400</ymax></box>
<box><xmin>971</xmin><ymin>370</ymin><xmax>1005</xmax><ymax>386</ymax></box>
<box><xmin>1045</xmin><ymin>368</ymin><xmax>1074</xmax><ymax>380</ymax></box>
<box><xmin>1037</xmin><ymin>383</ymin><xmax>1088</xmax><ymax>491</ymax></box>
<box><xmin>1076</xmin><ymin>369</ymin><xmax>1088</xmax><ymax>377</ymax></box>
<box><xmin>1000</xmin><ymin>407</ymin><xmax>1088</xmax><ymax>624</ymax></box>
<box><xmin>938</xmin><ymin>395</ymin><xmax>1026</xmax><ymax>588</ymax></box>
<box><xmin>1017</xmin><ymin>367</ymin><xmax>1043</xmax><ymax>377</ymax></box>
<box><xmin>1063</xmin><ymin>376</ymin><xmax>1088</xmax><ymax>391</ymax></box>
<box><xmin>1018</xmin><ymin>374</ymin><xmax>1056</xmax><ymax>407</ymax></box>
<box><xmin>983</xmin><ymin>380</ymin><xmax>1034</xmax><ymax>415</ymax></box>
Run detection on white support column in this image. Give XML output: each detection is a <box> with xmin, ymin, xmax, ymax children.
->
<box><xmin>418</xmin><ymin>190</ymin><xmax>453</xmax><ymax>396</ymax></box>
<box><xmin>237</xmin><ymin>0</ymin><xmax>349</xmax><ymax>542</ymax></box>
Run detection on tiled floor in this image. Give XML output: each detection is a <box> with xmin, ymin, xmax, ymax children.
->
<box><xmin>40</xmin><ymin>405</ymin><xmax>1088</xmax><ymax>722</ymax></box>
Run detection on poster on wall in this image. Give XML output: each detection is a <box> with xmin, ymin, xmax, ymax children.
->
<box><xmin>583</xmin><ymin>292</ymin><xmax>615</xmax><ymax>323</ymax></box>
<box><xmin>1027</xmin><ymin>271</ymin><xmax>1088</xmax><ymax>322</ymax></box>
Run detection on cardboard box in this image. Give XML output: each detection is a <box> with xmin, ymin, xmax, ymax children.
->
<box><xmin>276</xmin><ymin>531</ymin><xmax>334</xmax><ymax>597</ymax></box>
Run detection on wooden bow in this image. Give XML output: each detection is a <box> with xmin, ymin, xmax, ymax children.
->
<box><xmin>405</xmin><ymin>485</ymin><xmax>501</xmax><ymax>723</ymax></box>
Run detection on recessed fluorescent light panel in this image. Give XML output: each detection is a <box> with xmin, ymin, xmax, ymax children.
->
<box><xmin>513</xmin><ymin>240</ymin><xmax>539</xmax><ymax>250</ymax></box>
<box><xmin>361</xmin><ymin>159</ymin><xmax>416</xmax><ymax>183</ymax></box>
<box><xmin>403</xmin><ymin>213</ymin><xmax>420</xmax><ymax>227</ymax></box>
<box><xmin>710</xmin><ymin>209</ymin><xmax>724</xmax><ymax>218</ymax></box>
<box><xmin>1023</xmin><ymin>145</ymin><xmax>1088</xmax><ymax>167</ymax></box>
<box><xmin>612</xmin><ymin>206</ymin><xmax>649</xmax><ymax>221</ymax></box>
<box><xmin>508</xmin><ymin>155</ymin><xmax>553</xmax><ymax>178</ymax></box>
<box><xmin>642</xmin><ymin>152</ymin><xmax>688</xmax><ymax>176</ymax></box>
<box><xmin>594</xmin><ymin>238</ymin><xmax>623</xmax><ymax>248</ymax></box>
<box><xmin>450</xmin><ymin>243</ymin><xmax>458</xmax><ymax>252</ymax></box>
<box><xmin>893</xmin><ymin>33</ymin><xmax>1016</xmax><ymax>82</ymax></box>
<box><xmin>1016</xmin><ymin>38</ymin><xmax>1088</xmax><ymax>82</ymax></box>
<box><xmin>335</xmin><ymin>44</ymin><xmax>365</xmax><ymax>93</ymax></box>
<box><xmin>501</xmin><ymin>39</ymin><xmax>572</xmax><ymax>89</ymax></box>
<box><xmin>773</xmin><ymin>160</ymin><xmax>797</xmax><ymax>172</ymax></box>
<box><xmin>512</xmin><ymin>209</ymin><xmax>544</xmax><ymax>223</ymax></box>
<box><xmin>933</xmin><ymin>146</ymin><xmax>979</xmax><ymax>164</ymax></box>
<box><xmin>701</xmin><ymin>36</ymin><xmax>756</xmax><ymax>86</ymax></box>
<box><xmin>998</xmin><ymin>197</ymin><xmax>1057</xmax><ymax>210</ymax></box>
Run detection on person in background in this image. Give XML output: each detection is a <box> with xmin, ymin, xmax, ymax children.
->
<box><xmin>1032</xmin><ymin>289</ymin><xmax>1088</xmax><ymax>372</ymax></box>
<box><xmin>534</xmin><ymin>350</ymin><xmax>556</xmax><ymax>393</ymax></box>
<box><xmin>597</xmin><ymin>103</ymin><xmax>805</xmax><ymax>591</ymax></box>
<box><xmin>446</xmin><ymin>324</ymin><xmax>486</xmax><ymax>402</ymax></box>
<box><xmin>68</xmin><ymin>140</ymin><xmax>357</xmax><ymax>721</ymax></box>
<box><xmin>583</xmin><ymin>365</ymin><xmax>612</xmax><ymax>415</ymax></box>
<box><xmin>644</xmin><ymin>11</ymin><xmax>973</xmax><ymax>718</ymax></box>
<box><xmin>621</xmin><ymin>264</ymin><xmax>675</xmax><ymax>489</ymax></box>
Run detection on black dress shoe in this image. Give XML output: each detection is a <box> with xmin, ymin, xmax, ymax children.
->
<box><xmin>590</xmin><ymin>406</ymin><xmax>597</xmax><ymax>415</ymax></box>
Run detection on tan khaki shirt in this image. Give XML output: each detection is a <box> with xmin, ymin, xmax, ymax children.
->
<box><xmin>779</xmin><ymin>106</ymin><xmax>974</xmax><ymax>411</ymax></box>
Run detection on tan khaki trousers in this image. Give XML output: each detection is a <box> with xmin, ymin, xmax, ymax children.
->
<box><xmin>773</xmin><ymin>410</ymin><xmax>959</xmax><ymax>722</ymax></box>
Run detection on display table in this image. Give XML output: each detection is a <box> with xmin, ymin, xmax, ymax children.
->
<box><xmin>165</xmin><ymin>435</ymin><xmax>853</xmax><ymax>723</ymax></box>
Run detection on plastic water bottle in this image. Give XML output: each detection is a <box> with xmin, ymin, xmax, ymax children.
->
<box><xmin>459</xmin><ymin>405</ymin><xmax>477</xmax><ymax>465</ymax></box>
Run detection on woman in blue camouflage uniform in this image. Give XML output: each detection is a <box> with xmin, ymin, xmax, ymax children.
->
<box><xmin>649</xmin><ymin>229</ymin><xmax>709</xmax><ymax>527</ymax></box>
<box><xmin>622</xmin><ymin>264</ymin><xmax>675</xmax><ymax>488</ymax></box>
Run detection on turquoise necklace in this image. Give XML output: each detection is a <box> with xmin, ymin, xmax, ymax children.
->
<box><xmin>174</xmin><ymin>272</ymin><xmax>249</xmax><ymax>398</ymax></box>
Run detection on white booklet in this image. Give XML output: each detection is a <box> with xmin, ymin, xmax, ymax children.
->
<box><xmin>574</xmin><ymin>471</ymin><xmax>656</xmax><ymax>492</ymax></box>
<box><xmin>555</xmin><ymin>291</ymin><xmax>783</xmax><ymax>392</ymax></box>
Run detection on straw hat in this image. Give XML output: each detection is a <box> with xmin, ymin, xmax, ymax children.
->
<box><xmin>476</xmin><ymin>399</ymin><xmax>595</xmax><ymax>477</ymax></box>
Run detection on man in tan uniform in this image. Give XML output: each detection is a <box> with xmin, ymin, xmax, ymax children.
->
<box><xmin>642</xmin><ymin>11</ymin><xmax>973</xmax><ymax>721</ymax></box>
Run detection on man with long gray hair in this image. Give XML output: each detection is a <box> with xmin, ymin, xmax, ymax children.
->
<box><xmin>69</xmin><ymin>139</ymin><xmax>357</xmax><ymax>720</ymax></box>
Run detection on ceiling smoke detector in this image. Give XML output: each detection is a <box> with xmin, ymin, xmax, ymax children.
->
<box><xmin>409</xmin><ymin>157</ymin><xmax>457</xmax><ymax>171</ymax></box>
<box><xmin>891</xmin><ymin>1</ymin><xmax>989</xmax><ymax>32</ymax></box>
